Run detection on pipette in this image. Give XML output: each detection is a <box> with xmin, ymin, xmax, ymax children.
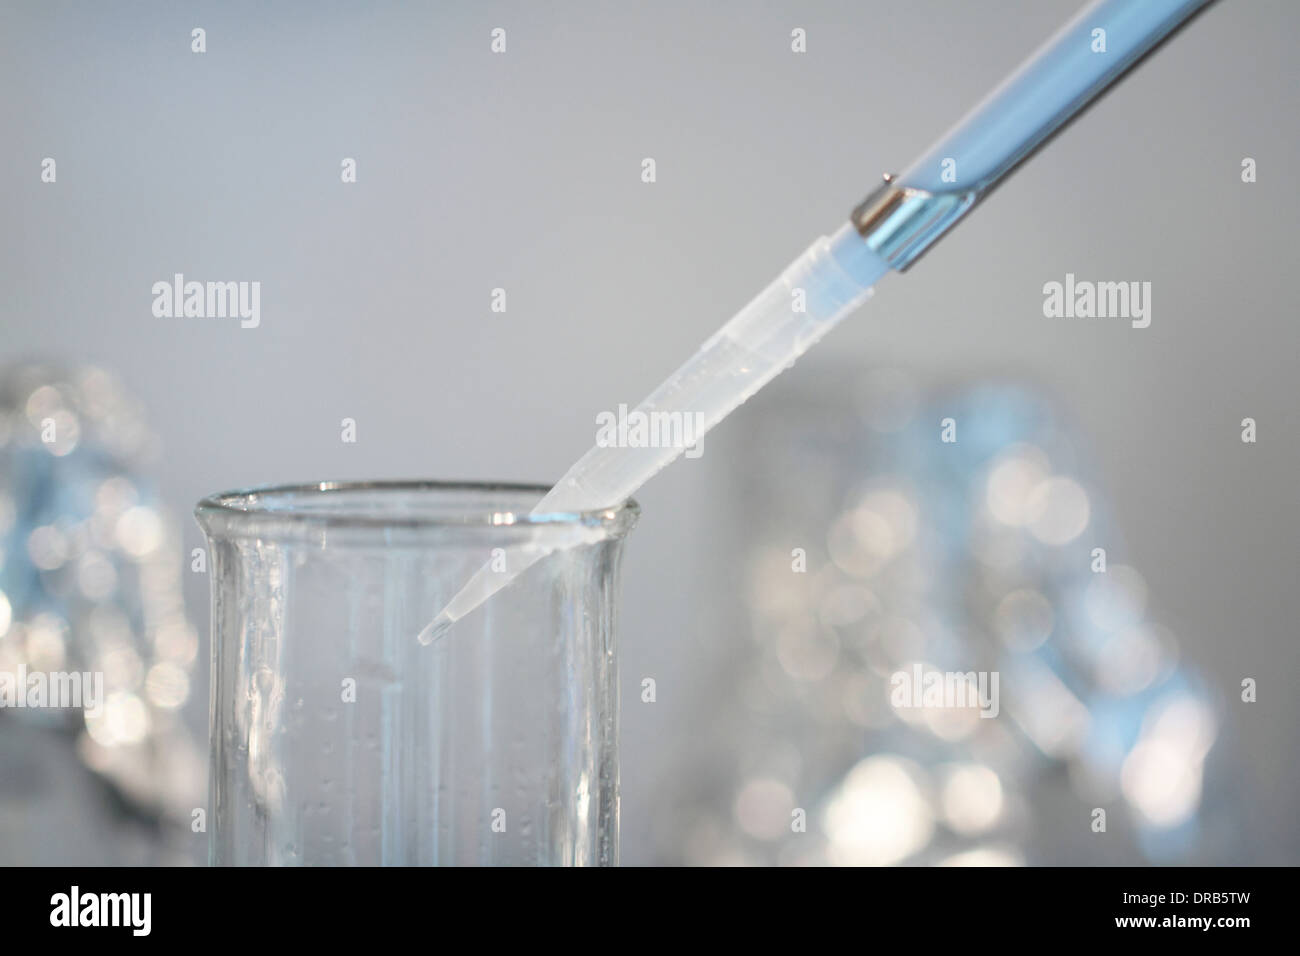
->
<box><xmin>420</xmin><ymin>0</ymin><xmax>1215</xmax><ymax>644</ymax></box>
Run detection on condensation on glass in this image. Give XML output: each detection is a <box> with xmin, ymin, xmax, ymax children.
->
<box><xmin>195</xmin><ymin>482</ymin><xmax>637</xmax><ymax>866</ymax></box>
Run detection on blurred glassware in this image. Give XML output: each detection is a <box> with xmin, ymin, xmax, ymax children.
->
<box><xmin>0</xmin><ymin>363</ymin><xmax>203</xmax><ymax>864</ymax></box>
<box><xmin>655</xmin><ymin>367</ymin><xmax>1228</xmax><ymax>866</ymax></box>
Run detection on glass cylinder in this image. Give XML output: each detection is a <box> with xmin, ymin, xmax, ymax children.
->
<box><xmin>195</xmin><ymin>481</ymin><xmax>637</xmax><ymax>866</ymax></box>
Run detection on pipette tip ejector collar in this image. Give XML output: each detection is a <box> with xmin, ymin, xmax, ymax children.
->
<box><xmin>850</xmin><ymin>174</ymin><xmax>976</xmax><ymax>273</ymax></box>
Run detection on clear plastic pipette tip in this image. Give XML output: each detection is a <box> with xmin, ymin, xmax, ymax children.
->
<box><xmin>417</xmin><ymin>612</ymin><xmax>454</xmax><ymax>646</ymax></box>
<box><xmin>417</xmin><ymin>226</ymin><xmax>887</xmax><ymax>644</ymax></box>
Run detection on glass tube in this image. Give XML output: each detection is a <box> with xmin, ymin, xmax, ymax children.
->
<box><xmin>196</xmin><ymin>481</ymin><xmax>638</xmax><ymax>866</ymax></box>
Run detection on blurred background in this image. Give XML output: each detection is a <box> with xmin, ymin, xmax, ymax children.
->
<box><xmin>1</xmin><ymin>0</ymin><xmax>1296</xmax><ymax>865</ymax></box>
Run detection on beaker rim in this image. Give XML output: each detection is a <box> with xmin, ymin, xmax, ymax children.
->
<box><xmin>194</xmin><ymin>480</ymin><xmax>639</xmax><ymax>539</ymax></box>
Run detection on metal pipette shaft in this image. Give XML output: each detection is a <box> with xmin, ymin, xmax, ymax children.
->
<box><xmin>421</xmin><ymin>0</ymin><xmax>1215</xmax><ymax>642</ymax></box>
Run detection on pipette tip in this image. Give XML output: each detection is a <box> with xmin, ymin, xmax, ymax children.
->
<box><xmin>417</xmin><ymin>612</ymin><xmax>454</xmax><ymax>646</ymax></box>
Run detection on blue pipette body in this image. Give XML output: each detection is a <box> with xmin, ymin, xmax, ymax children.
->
<box><xmin>843</xmin><ymin>0</ymin><xmax>1213</xmax><ymax>277</ymax></box>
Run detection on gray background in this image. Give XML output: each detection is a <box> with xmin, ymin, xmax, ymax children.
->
<box><xmin>2</xmin><ymin>0</ymin><xmax>1296</xmax><ymax>864</ymax></box>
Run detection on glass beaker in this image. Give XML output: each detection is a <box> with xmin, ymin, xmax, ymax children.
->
<box><xmin>195</xmin><ymin>481</ymin><xmax>638</xmax><ymax>866</ymax></box>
